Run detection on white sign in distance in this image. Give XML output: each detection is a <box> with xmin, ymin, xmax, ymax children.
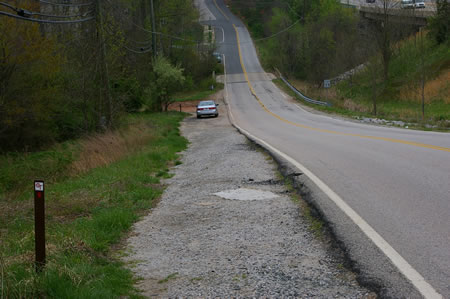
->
<box><xmin>324</xmin><ymin>79</ymin><xmax>331</xmax><ymax>89</ymax></box>
<box><xmin>35</xmin><ymin>181</ymin><xmax>44</xmax><ymax>191</ymax></box>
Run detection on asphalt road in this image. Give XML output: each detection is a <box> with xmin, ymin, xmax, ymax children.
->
<box><xmin>202</xmin><ymin>0</ymin><xmax>449</xmax><ymax>298</ymax></box>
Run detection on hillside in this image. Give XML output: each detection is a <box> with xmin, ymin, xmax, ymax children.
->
<box><xmin>227</xmin><ymin>0</ymin><xmax>450</xmax><ymax>129</ymax></box>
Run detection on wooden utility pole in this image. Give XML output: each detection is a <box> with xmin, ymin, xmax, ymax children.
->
<box><xmin>150</xmin><ymin>0</ymin><xmax>157</xmax><ymax>58</ymax></box>
<box><xmin>420</xmin><ymin>27</ymin><xmax>425</xmax><ymax>120</ymax></box>
<box><xmin>96</xmin><ymin>0</ymin><xmax>112</xmax><ymax>128</ymax></box>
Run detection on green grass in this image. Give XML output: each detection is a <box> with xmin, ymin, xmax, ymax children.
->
<box><xmin>273</xmin><ymin>79</ymin><xmax>372</xmax><ymax>119</ymax></box>
<box><xmin>274</xmin><ymin>72</ymin><xmax>450</xmax><ymax>131</ymax></box>
<box><xmin>0</xmin><ymin>143</ymin><xmax>76</xmax><ymax>195</ymax></box>
<box><xmin>335</xmin><ymin>36</ymin><xmax>450</xmax><ymax>127</ymax></box>
<box><xmin>0</xmin><ymin>112</ymin><xmax>188</xmax><ymax>298</ymax></box>
<box><xmin>173</xmin><ymin>83</ymin><xmax>224</xmax><ymax>102</ymax></box>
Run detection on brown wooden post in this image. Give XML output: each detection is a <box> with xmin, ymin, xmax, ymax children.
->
<box><xmin>34</xmin><ymin>180</ymin><xmax>45</xmax><ymax>272</ymax></box>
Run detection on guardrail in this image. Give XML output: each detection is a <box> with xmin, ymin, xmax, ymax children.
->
<box><xmin>279</xmin><ymin>74</ymin><xmax>331</xmax><ymax>107</ymax></box>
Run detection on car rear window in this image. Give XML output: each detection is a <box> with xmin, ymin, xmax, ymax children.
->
<box><xmin>199</xmin><ymin>101</ymin><xmax>214</xmax><ymax>106</ymax></box>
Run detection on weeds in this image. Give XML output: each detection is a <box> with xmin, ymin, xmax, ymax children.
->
<box><xmin>0</xmin><ymin>112</ymin><xmax>188</xmax><ymax>298</ymax></box>
<box><xmin>272</xmin><ymin>32</ymin><xmax>449</xmax><ymax>129</ymax></box>
<box><xmin>158</xmin><ymin>272</ymin><xmax>178</xmax><ymax>284</ymax></box>
<box><xmin>300</xmin><ymin>201</ymin><xmax>324</xmax><ymax>238</ymax></box>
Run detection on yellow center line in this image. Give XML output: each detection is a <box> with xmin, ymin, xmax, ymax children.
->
<box><xmin>213</xmin><ymin>0</ymin><xmax>230</xmax><ymax>21</ymax></box>
<box><xmin>232</xmin><ymin>24</ymin><xmax>450</xmax><ymax>153</ymax></box>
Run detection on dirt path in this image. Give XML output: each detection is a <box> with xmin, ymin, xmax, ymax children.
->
<box><xmin>124</xmin><ymin>91</ymin><xmax>373</xmax><ymax>297</ymax></box>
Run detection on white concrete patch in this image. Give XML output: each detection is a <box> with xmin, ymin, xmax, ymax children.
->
<box><xmin>214</xmin><ymin>188</ymin><xmax>279</xmax><ymax>201</ymax></box>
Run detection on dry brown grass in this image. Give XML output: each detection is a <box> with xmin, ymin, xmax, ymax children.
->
<box><xmin>290</xmin><ymin>79</ymin><xmax>337</xmax><ymax>100</ymax></box>
<box><xmin>69</xmin><ymin>124</ymin><xmax>155</xmax><ymax>176</ymax></box>
<box><xmin>398</xmin><ymin>69</ymin><xmax>450</xmax><ymax>104</ymax></box>
<box><xmin>343</xmin><ymin>99</ymin><xmax>370</xmax><ymax>113</ymax></box>
<box><xmin>0</xmin><ymin>120</ymin><xmax>157</xmax><ymax>249</ymax></box>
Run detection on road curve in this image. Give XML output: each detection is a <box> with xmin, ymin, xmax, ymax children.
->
<box><xmin>202</xmin><ymin>0</ymin><xmax>449</xmax><ymax>298</ymax></box>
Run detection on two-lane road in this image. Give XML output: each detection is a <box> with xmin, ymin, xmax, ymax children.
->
<box><xmin>202</xmin><ymin>0</ymin><xmax>449</xmax><ymax>297</ymax></box>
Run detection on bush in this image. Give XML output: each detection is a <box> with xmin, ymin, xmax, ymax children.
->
<box><xmin>428</xmin><ymin>0</ymin><xmax>450</xmax><ymax>44</ymax></box>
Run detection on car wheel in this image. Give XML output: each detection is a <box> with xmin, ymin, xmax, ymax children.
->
<box><xmin>197</xmin><ymin>115</ymin><xmax>200</xmax><ymax>119</ymax></box>
<box><xmin>215</xmin><ymin>114</ymin><xmax>218</xmax><ymax>118</ymax></box>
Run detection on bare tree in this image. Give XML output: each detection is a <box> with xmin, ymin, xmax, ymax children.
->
<box><xmin>372</xmin><ymin>0</ymin><xmax>397</xmax><ymax>82</ymax></box>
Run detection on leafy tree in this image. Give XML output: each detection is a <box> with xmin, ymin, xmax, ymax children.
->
<box><xmin>428</xmin><ymin>0</ymin><xmax>450</xmax><ymax>44</ymax></box>
<box><xmin>0</xmin><ymin>18</ymin><xmax>65</xmax><ymax>151</ymax></box>
<box><xmin>0</xmin><ymin>0</ymin><xmax>217</xmax><ymax>152</ymax></box>
<box><xmin>153</xmin><ymin>56</ymin><xmax>185</xmax><ymax>112</ymax></box>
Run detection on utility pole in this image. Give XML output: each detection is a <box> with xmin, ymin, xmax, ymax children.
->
<box><xmin>420</xmin><ymin>27</ymin><xmax>425</xmax><ymax>120</ymax></box>
<box><xmin>96</xmin><ymin>0</ymin><xmax>112</xmax><ymax>128</ymax></box>
<box><xmin>150</xmin><ymin>0</ymin><xmax>157</xmax><ymax>58</ymax></box>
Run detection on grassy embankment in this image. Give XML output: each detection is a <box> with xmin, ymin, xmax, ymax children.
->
<box><xmin>227</xmin><ymin>0</ymin><xmax>449</xmax><ymax>129</ymax></box>
<box><xmin>0</xmin><ymin>112</ymin><xmax>188</xmax><ymax>298</ymax></box>
<box><xmin>276</xmin><ymin>34</ymin><xmax>450</xmax><ymax>129</ymax></box>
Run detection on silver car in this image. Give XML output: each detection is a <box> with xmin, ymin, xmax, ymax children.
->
<box><xmin>414</xmin><ymin>1</ymin><xmax>425</xmax><ymax>8</ymax></box>
<box><xmin>196</xmin><ymin>100</ymin><xmax>219</xmax><ymax>118</ymax></box>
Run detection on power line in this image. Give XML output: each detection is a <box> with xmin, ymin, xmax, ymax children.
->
<box><xmin>31</xmin><ymin>11</ymin><xmax>93</xmax><ymax>19</ymax></box>
<box><xmin>0</xmin><ymin>1</ymin><xmax>16</xmax><ymax>12</ymax></box>
<box><xmin>0</xmin><ymin>11</ymin><xmax>95</xmax><ymax>23</ymax></box>
<box><xmin>253</xmin><ymin>19</ymin><xmax>301</xmax><ymax>42</ymax></box>
<box><xmin>1</xmin><ymin>1</ymin><xmax>93</xmax><ymax>19</ymax></box>
<box><xmin>132</xmin><ymin>22</ymin><xmax>202</xmax><ymax>44</ymax></box>
<box><xmin>123</xmin><ymin>45</ymin><xmax>153</xmax><ymax>54</ymax></box>
<box><xmin>39</xmin><ymin>0</ymin><xmax>93</xmax><ymax>7</ymax></box>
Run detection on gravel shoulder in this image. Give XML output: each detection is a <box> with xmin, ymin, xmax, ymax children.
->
<box><xmin>124</xmin><ymin>91</ymin><xmax>374</xmax><ymax>297</ymax></box>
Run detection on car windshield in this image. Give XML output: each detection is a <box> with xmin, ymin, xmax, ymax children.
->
<box><xmin>199</xmin><ymin>101</ymin><xmax>215</xmax><ymax>106</ymax></box>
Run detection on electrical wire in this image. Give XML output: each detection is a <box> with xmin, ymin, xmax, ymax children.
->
<box><xmin>0</xmin><ymin>11</ymin><xmax>95</xmax><ymax>23</ymax></box>
<box><xmin>39</xmin><ymin>0</ymin><xmax>93</xmax><ymax>7</ymax></box>
<box><xmin>1</xmin><ymin>1</ymin><xmax>93</xmax><ymax>19</ymax></box>
<box><xmin>0</xmin><ymin>1</ymin><xmax>16</xmax><ymax>12</ymax></box>
<box><xmin>123</xmin><ymin>45</ymin><xmax>153</xmax><ymax>54</ymax></box>
<box><xmin>31</xmin><ymin>10</ymin><xmax>93</xmax><ymax>19</ymax></box>
<box><xmin>253</xmin><ymin>19</ymin><xmax>301</xmax><ymax>42</ymax></box>
<box><xmin>132</xmin><ymin>13</ymin><xmax>301</xmax><ymax>46</ymax></box>
<box><xmin>132</xmin><ymin>22</ymin><xmax>202</xmax><ymax>44</ymax></box>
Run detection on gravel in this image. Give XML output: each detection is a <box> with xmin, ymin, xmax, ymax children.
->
<box><xmin>124</xmin><ymin>92</ymin><xmax>375</xmax><ymax>298</ymax></box>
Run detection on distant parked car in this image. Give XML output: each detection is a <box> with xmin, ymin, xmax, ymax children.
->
<box><xmin>414</xmin><ymin>1</ymin><xmax>425</xmax><ymax>8</ymax></box>
<box><xmin>401</xmin><ymin>0</ymin><xmax>425</xmax><ymax>9</ymax></box>
<box><xmin>366</xmin><ymin>0</ymin><xmax>375</xmax><ymax>3</ymax></box>
<box><xmin>401</xmin><ymin>0</ymin><xmax>415</xmax><ymax>8</ymax></box>
<box><xmin>213</xmin><ymin>52</ymin><xmax>222</xmax><ymax>63</ymax></box>
<box><xmin>196</xmin><ymin>100</ymin><xmax>219</xmax><ymax>118</ymax></box>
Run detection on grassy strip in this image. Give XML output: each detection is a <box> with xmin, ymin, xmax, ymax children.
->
<box><xmin>0</xmin><ymin>112</ymin><xmax>188</xmax><ymax>298</ymax></box>
<box><xmin>274</xmin><ymin>77</ymin><xmax>450</xmax><ymax>131</ymax></box>
<box><xmin>336</xmin><ymin>37</ymin><xmax>450</xmax><ymax>127</ymax></box>
<box><xmin>273</xmin><ymin>79</ymin><xmax>370</xmax><ymax>118</ymax></box>
<box><xmin>173</xmin><ymin>83</ymin><xmax>224</xmax><ymax>102</ymax></box>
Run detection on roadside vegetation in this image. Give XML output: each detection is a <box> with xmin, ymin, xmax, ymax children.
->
<box><xmin>227</xmin><ymin>0</ymin><xmax>449</xmax><ymax>129</ymax></box>
<box><xmin>0</xmin><ymin>0</ymin><xmax>223</xmax><ymax>297</ymax></box>
<box><xmin>0</xmin><ymin>0</ymin><xmax>220</xmax><ymax>153</ymax></box>
<box><xmin>0</xmin><ymin>112</ymin><xmax>188</xmax><ymax>297</ymax></box>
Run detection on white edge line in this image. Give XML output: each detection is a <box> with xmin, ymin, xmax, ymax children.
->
<box><xmin>222</xmin><ymin>48</ymin><xmax>442</xmax><ymax>299</ymax></box>
<box><xmin>219</xmin><ymin>26</ymin><xmax>225</xmax><ymax>43</ymax></box>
